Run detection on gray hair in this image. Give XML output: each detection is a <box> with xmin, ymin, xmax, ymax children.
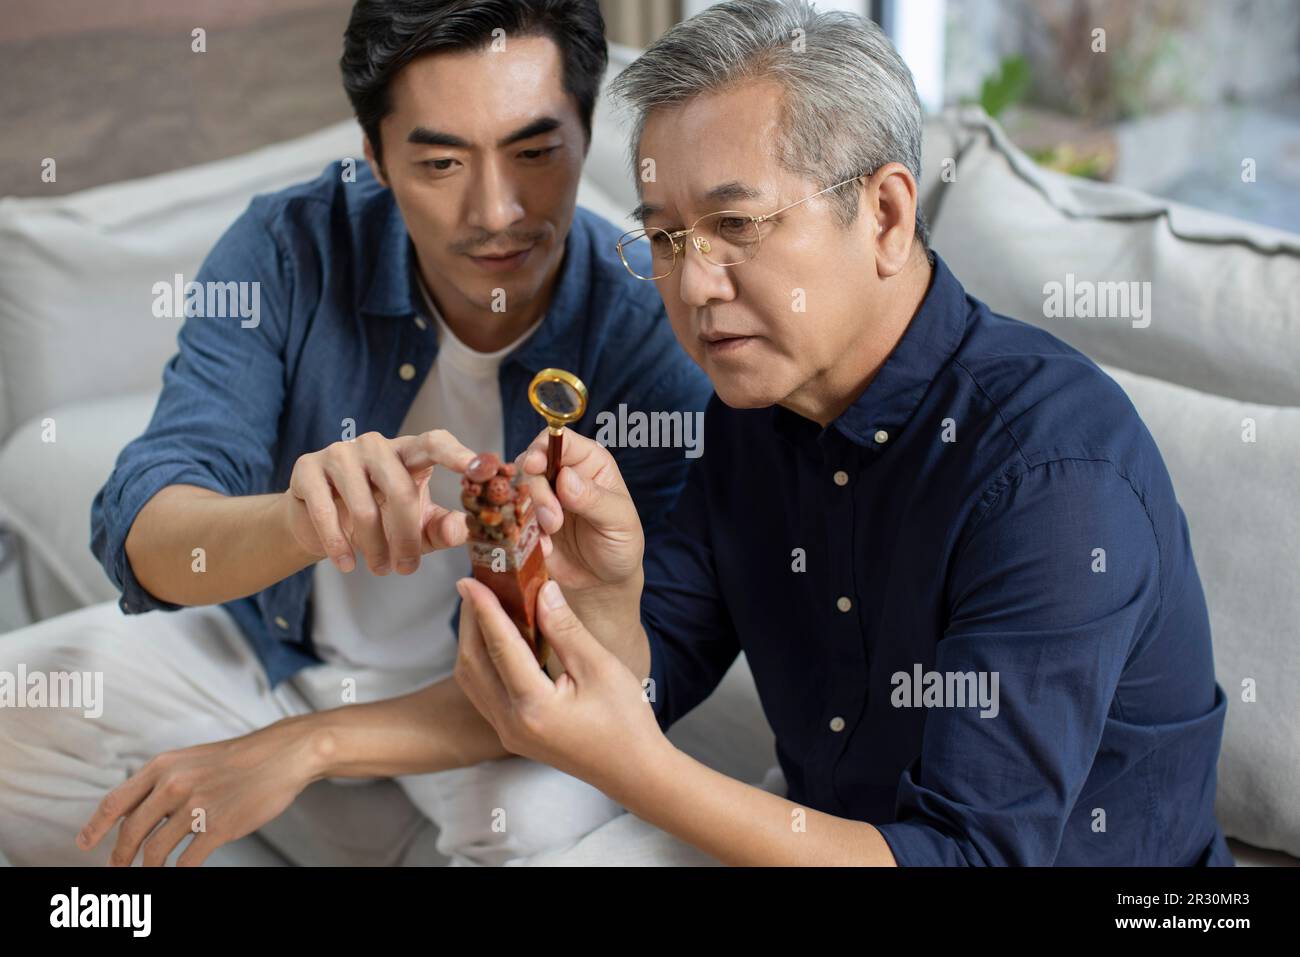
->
<box><xmin>608</xmin><ymin>0</ymin><xmax>929</xmax><ymax>248</ymax></box>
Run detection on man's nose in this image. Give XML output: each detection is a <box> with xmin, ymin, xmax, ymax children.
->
<box><xmin>676</xmin><ymin>241</ymin><xmax>736</xmax><ymax>308</ymax></box>
<box><xmin>466</xmin><ymin>160</ymin><xmax>525</xmax><ymax>234</ymax></box>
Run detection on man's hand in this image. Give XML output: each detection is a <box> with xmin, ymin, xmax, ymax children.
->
<box><xmin>283</xmin><ymin>429</ymin><xmax>476</xmax><ymax>576</ymax></box>
<box><xmin>514</xmin><ymin>428</ymin><xmax>649</xmax><ymax>672</ymax></box>
<box><xmin>454</xmin><ymin>576</ymin><xmax>668</xmax><ymax>802</ymax></box>
<box><xmin>517</xmin><ymin>427</ymin><xmax>643</xmax><ymax>590</ymax></box>
<box><xmin>76</xmin><ymin>718</ymin><xmax>327</xmax><ymax>867</ymax></box>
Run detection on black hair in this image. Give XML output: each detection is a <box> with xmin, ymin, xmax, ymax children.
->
<box><xmin>341</xmin><ymin>0</ymin><xmax>608</xmax><ymax>166</ymax></box>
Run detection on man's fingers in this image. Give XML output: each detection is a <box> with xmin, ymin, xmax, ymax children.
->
<box><xmin>362</xmin><ymin>441</ymin><xmax>425</xmax><ymax>573</ymax></box>
<box><xmin>516</xmin><ymin>437</ymin><xmax>562</xmax><ymax>531</ymax></box>
<box><xmin>534</xmin><ymin>580</ymin><xmax>604</xmax><ymax>684</ymax></box>
<box><xmin>521</xmin><ymin>470</ymin><xmax>563</xmax><ymax>534</ymax></box>
<box><xmin>78</xmin><ymin>770</ymin><xmax>155</xmax><ymax>851</ymax></box>
<box><xmin>176</xmin><ymin>832</ymin><xmax>220</xmax><ymax>868</ymax></box>
<box><xmin>140</xmin><ymin>813</ymin><xmax>194</xmax><ymax>867</ymax></box>
<box><xmin>454</xmin><ymin>587</ymin><xmax>513</xmax><ymax>721</ymax></box>
<box><xmin>456</xmin><ymin>578</ymin><xmax>551</xmax><ymax>702</ymax></box>
<box><xmin>292</xmin><ymin>468</ymin><xmax>353</xmax><ymax>572</ymax></box>
<box><xmin>395</xmin><ymin>429</ymin><xmax>477</xmax><ymax>475</ymax></box>
<box><xmin>520</xmin><ymin>427</ymin><xmax>621</xmax><ymax>483</ymax></box>
<box><xmin>422</xmin><ymin>505</ymin><xmax>468</xmax><ymax>551</ymax></box>
<box><xmin>518</xmin><ymin>445</ymin><xmax>548</xmax><ymax>476</ymax></box>
<box><xmin>517</xmin><ymin>428</ymin><xmax>632</xmax><ymax>535</ymax></box>
<box><xmin>323</xmin><ymin>456</ymin><xmax>390</xmax><ymax>574</ymax></box>
<box><xmin>110</xmin><ymin>786</ymin><xmax>179</xmax><ymax>867</ymax></box>
<box><xmin>554</xmin><ymin>465</ymin><xmax>638</xmax><ymax>540</ymax></box>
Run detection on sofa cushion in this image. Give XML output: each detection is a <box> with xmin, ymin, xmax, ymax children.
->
<box><xmin>932</xmin><ymin>108</ymin><xmax>1300</xmax><ymax>406</ymax></box>
<box><xmin>0</xmin><ymin>392</ymin><xmax>159</xmax><ymax>610</ymax></box>
<box><xmin>0</xmin><ymin>121</ymin><xmax>364</xmax><ymax>443</ymax></box>
<box><xmin>1101</xmin><ymin>363</ymin><xmax>1300</xmax><ymax>858</ymax></box>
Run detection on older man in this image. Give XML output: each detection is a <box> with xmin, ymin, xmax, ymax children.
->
<box><xmin>452</xmin><ymin>0</ymin><xmax>1233</xmax><ymax>866</ymax></box>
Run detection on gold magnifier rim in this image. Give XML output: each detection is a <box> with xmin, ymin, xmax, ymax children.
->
<box><xmin>528</xmin><ymin>367</ymin><xmax>589</xmax><ymax>428</ymax></box>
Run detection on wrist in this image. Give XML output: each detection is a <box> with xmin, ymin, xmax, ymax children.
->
<box><xmin>275</xmin><ymin>712</ymin><xmax>339</xmax><ymax>785</ymax></box>
<box><xmin>273</xmin><ymin>491</ymin><xmax>324</xmax><ymax>569</ymax></box>
<box><xmin>568</xmin><ymin>568</ymin><xmax>643</xmax><ymax>630</ymax></box>
<box><xmin>601</xmin><ymin>727</ymin><xmax>682</xmax><ymax>812</ymax></box>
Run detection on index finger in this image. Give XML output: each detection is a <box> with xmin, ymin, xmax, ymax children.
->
<box><xmin>517</xmin><ymin>427</ymin><xmax>630</xmax><ymax>532</ymax></box>
<box><xmin>393</xmin><ymin>429</ymin><xmax>477</xmax><ymax>475</ymax></box>
<box><xmin>518</xmin><ymin>426</ymin><xmax>616</xmax><ymax>483</ymax></box>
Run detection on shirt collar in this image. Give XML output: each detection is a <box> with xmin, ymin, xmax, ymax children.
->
<box><xmin>774</xmin><ymin>249</ymin><xmax>969</xmax><ymax>452</ymax></box>
<box><xmin>361</xmin><ymin>193</ymin><xmax>594</xmax><ymax>376</ymax></box>
<box><xmin>361</xmin><ymin>193</ymin><xmax>421</xmax><ymax>319</ymax></box>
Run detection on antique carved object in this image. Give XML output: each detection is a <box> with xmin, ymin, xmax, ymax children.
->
<box><xmin>461</xmin><ymin>451</ymin><xmax>553</xmax><ymax>670</ymax></box>
<box><xmin>460</xmin><ymin>369</ymin><xmax>588</xmax><ymax>676</ymax></box>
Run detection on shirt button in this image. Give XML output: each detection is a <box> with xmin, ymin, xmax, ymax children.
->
<box><xmin>398</xmin><ymin>362</ymin><xmax>417</xmax><ymax>381</ymax></box>
<box><xmin>873</xmin><ymin>429</ymin><xmax>889</xmax><ymax>444</ymax></box>
<box><xmin>836</xmin><ymin>596</ymin><xmax>852</xmax><ymax>613</ymax></box>
<box><xmin>273</xmin><ymin>615</ymin><xmax>290</xmax><ymax>630</ymax></box>
<box><xmin>829</xmin><ymin>716</ymin><xmax>846</xmax><ymax>732</ymax></box>
<box><xmin>413</xmin><ymin>316</ymin><xmax>428</xmax><ymax>331</ymax></box>
<box><xmin>833</xmin><ymin>470</ymin><xmax>849</xmax><ymax>486</ymax></box>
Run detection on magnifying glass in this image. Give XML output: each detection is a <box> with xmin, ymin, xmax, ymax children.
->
<box><xmin>528</xmin><ymin>368</ymin><xmax>588</xmax><ymax>487</ymax></box>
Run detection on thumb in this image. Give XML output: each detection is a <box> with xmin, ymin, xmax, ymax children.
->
<box><xmin>535</xmin><ymin>580</ymin><xmax>604</xmax><ymax>683</ymax></box>
<box><xmin>393</xmin><ymin>430</ymin><xmax>476</xmax><ymax>475</ymax></box>
<box><xmin>421</xmin><ymin>505</ymin><xmax>468</xmax><ymax>552</ymax></box>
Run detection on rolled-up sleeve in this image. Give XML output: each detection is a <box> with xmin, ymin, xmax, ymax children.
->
<box><xmin>90</xmin><ymin>199</ymin><xmax>292</xmax><ymax>614</ymax></box>
<box><xmin>877</xmin><ymin>458</ymin><xmax>1161</xmax><ymax>866</ymax></box>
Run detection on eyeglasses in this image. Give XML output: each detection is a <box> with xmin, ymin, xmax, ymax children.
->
<box><xmin>615</xmin><ymin>173</ymin><xmax>868</xmax><ymax>281</ymax></box>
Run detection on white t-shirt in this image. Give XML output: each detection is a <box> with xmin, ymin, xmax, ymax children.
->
<box><xmin>310</xmin><ymin>279</ymin><xmax>544</xmax><ymax>675</ymax></box>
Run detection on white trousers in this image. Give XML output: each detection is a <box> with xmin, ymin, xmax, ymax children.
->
<box><xmin>0</xmin><ymin>600</ymin><xmax>634</xmax><ymax>866</ymax></box>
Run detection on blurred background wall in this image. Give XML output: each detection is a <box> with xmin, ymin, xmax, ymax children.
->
<box><xmin>2</xmin><ymin>0</ymin><xmax>1297</xmax><ymax>231</ymax></box>
<box><xmin>0</xmin><ymin>0</ymin><xmax>357</xmax><ymax>195</ymax></box>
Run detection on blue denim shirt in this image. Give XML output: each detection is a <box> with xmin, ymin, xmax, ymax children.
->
<box><xmin>91</xmin><ymin>161</ymin><xmax>711</xmax><ymax>688</ymax></box>
<box><xmin>641</xmin><ymin>251</ymin><xmax>1233</xmax><ymax>866</ymax></box>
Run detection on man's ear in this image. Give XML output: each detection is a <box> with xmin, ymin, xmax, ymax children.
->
<box><xmin>363</xmin><ymin>133</ymin><xmax>390</xmax><ymax>189</ymax></box>
<box><xmin>869</xmin><ymin>162</ymin><xmax>918</xmax><ymax>279</ymax></box>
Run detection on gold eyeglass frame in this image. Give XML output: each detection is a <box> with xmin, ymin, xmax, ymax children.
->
<box><xmin>615</xmin><ymin>172</ymin><xmax>869</xmax><ymax>281</ymax></box>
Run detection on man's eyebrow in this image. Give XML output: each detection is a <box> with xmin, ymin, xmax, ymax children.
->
<box><xmin>630</xmin><ymin>180</ymin><xmax>765</xmax><ymax>225</ymax></box>
<box><xmin>405</xmin><ymin>116</ymin><xmax>562</xmax><ymax>151</ymax></box>
<box><xmin>630</xmin><ymin>201</ymin><xmax>662</xmax><ymax>225</ymax></box>
<box><xmin>703</xmin><ymin>180</ymin><xmax>765</xmax><ymax>205</ymax></box>
<box><xmin>497</xmin><ymin>116</ymin><xmax>562</xmax><ymax>147</ymax></box>
<box><xmin>407</xmin><ymin>126</ymin><xmax>471</xmax><ymax>149</ymax></box>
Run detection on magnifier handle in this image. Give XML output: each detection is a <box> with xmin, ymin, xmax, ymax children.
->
<box><xmin>546</xmin><ymin>430</ymin><xmax>563</xmax><ymax>488</ymax></box>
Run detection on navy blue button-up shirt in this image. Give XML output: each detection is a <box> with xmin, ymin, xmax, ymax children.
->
<box><xmin>91</xmin><ymin>162</ymin><xmax>711</xmax><ymax>688</ymax></box>
<box><xmin>642</xmin><ymin>251</ymin><xmax>1233</xmax><ymax>867</ymax></box>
